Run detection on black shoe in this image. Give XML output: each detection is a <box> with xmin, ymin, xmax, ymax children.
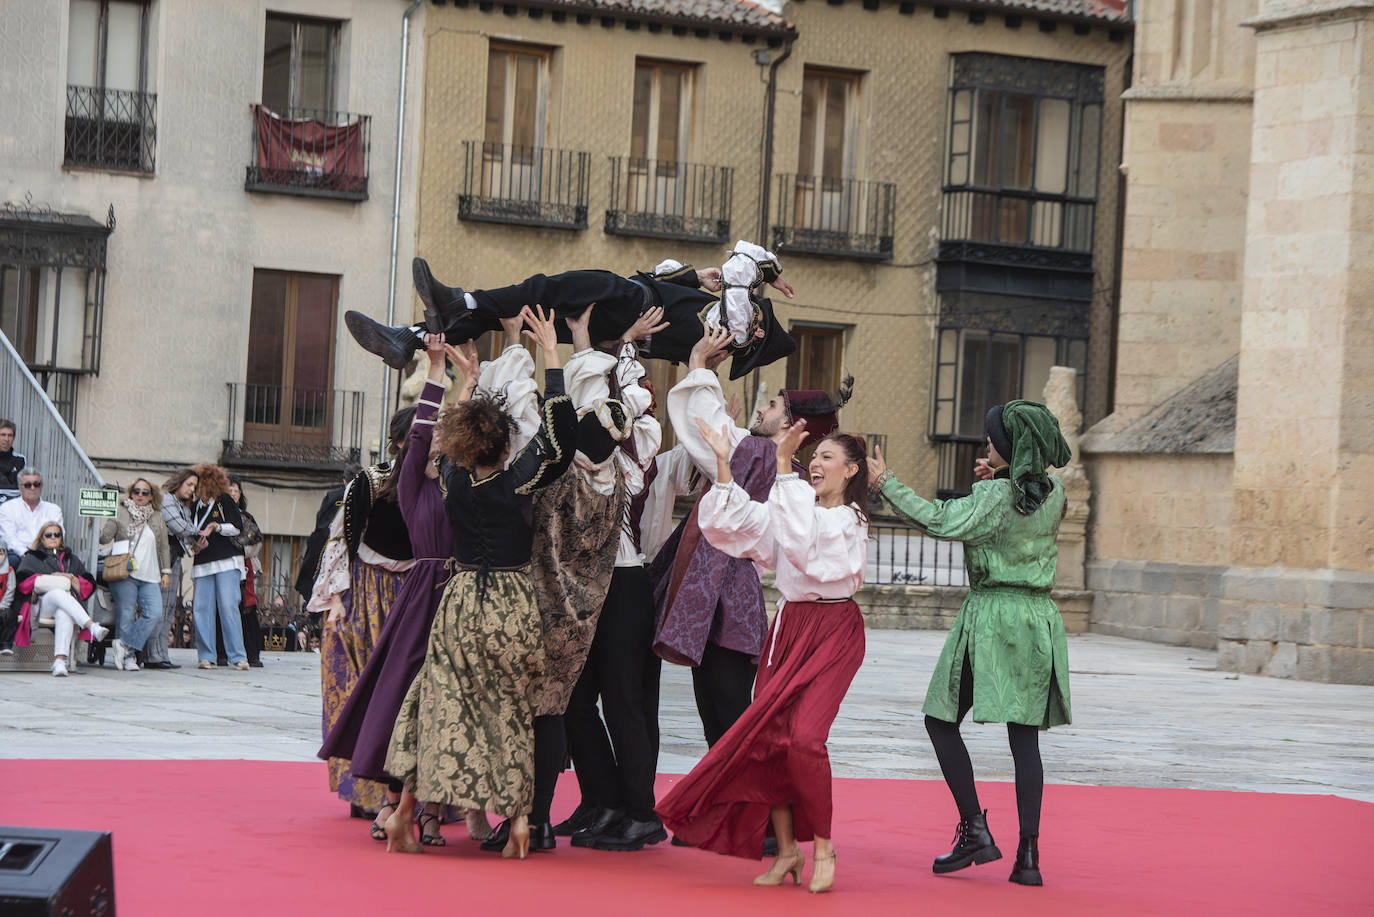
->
<box><xmin>553</xmin><ymin>803</ymin><xmax>598</xmax><ymax>837</ymax></box>
<box><xmin>530</xmin><ymin>822</ymin><xmax>556</xmax><ymax>852</ymax></box>
<box><xmin>412</xmin><ymin>257</ymin><xmax>467</xmax><ymax>333</ymax></box>
<box><xmin>763</xmin><ymin>836</ymin><xmax>778</xmax><ymax>858</ymax></box>
<box><xmin>590</xmin><ymin>815</ymin><xmax>668</xmax><ymax>852</ymax></box>
<box><xmin>344</xmin><ymin>310</ymin><xmax>421</xmax><ymax>370</ymax></box>
<box><xmin>134</xmin><ymin>650</ymin><xmax>145</xmax><ymax>668</ymax></box>
<box><xmin>480</xmin><ymin>819</ymin><xmax>511</xmax><ymax>852</ymax></box>
<box><xmin>670</xmin><ymin>835</ymin><xmax>695</xmax><ymax>848</ymax></box>
<box><xmin>216</xmin><ymin>658</ymin><xmax>229</xmax><ymax>667</ymax></box>
<box><xmin>932</xmin><ymin>809</ymin><xmax>1002</xmax><ymax>874</ymax></box>
<box><xmin>1008</xmin><ymin>835</ymin><xmax>1042</xmax><ymax>886</ymax></box>
<box><xmin>249</xmin><ymin>660</ymin><xmax>264</xmax><ymax>668</ymax></box>
<box><xmin>156</xmin><ymin>660</ymin><xmax>181</xmax><ymax>669</ymax></box>
<box><xmin>569</xmin><ymin>806</ymin><xmax>625</xmax><ymax>848</ymax></box>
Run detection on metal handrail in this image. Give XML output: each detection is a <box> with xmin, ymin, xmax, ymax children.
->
<box><xmin>605</xmin><ymin>157</ymin><xmax>733</xmax><ymax>242</ymax></box>
<box><xmin>0</xmin><ymin>329</ymin><xmax>104</xmax><ymax>566</ymax></box>
<box><xmin>773</xmin><ymin>173</ymin><xmax>895</xmax><ymax>259</ymax></box>
<box><xmin>941</xmin><ymin>185</ymin><xmax>1095</xmax><ymax>252</ymax></box>
<box><xmin>458</xmin><ymin>141</ymin><xmax>591</xmax><ymax>229</ymax></box>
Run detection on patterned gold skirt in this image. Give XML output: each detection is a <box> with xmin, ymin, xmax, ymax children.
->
<box><xmin>385</xmin><ymin>568</ymin><xmax>545</xmax><ymax>818</ymax></box>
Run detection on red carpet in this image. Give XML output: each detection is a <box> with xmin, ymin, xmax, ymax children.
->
<box><xmin>2</xmin><ymin>760</ymin><xmax>1371</xmax><ymax>916</ymax></box>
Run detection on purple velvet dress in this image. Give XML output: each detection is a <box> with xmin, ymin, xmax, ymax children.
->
<box><xmin>319</xmin><ymin>380</ymin><xmax>453</xmax><ymax>779</ymax></box>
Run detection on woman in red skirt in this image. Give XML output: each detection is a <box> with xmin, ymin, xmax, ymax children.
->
<box><xmin>657</xmin><ymin>417</ymin><xmax>869</xmax><ymax>894</ymax></box>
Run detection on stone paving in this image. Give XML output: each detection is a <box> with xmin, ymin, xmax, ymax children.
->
<box><xmin>2</xmin><ymin>632</ymin><xmax>1372</xmax><ymax>803</ymax></box>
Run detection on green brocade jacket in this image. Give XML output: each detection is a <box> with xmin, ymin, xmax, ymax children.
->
<box><xmin>879</xmin><ymin>475</ymin><xmax>1072</xmax><ymax>728</ymax></box>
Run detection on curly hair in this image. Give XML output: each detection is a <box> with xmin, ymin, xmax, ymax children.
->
<box><xmin>191</xmin><ymin>462</ymin><xmax>230</xmax><ymax>502</ymax></box>
<box><xmin>434</xmin><ymin>396</ymin><xmax>516</xmax><ymax>470</ymax></box>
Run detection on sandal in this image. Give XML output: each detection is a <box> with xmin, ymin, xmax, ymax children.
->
<box><xmin>418</xmin><ymin>811</ymin><xmax>446</xmax><ymax>847</ymax></box>
<box><xmin>370</xmin><ymin>800</ymin><xmax>398</xmax><ymax>842</ymax></box>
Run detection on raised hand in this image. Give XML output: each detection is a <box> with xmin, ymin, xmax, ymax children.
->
<box><xmin>725</xmin><ymin>391</ymin><xmax>743</xmax><ymax>423</ymax></box>
<box><xmin>866</xmin><ymin>442</ymin><xmax>888</xmax><ymax>481</ymax></box>
<box><xmin>520</xmin><ymin>304</ymin><xmax>561</xmax><ymax>369</ymax></box>
<box><xmin>424</xmin><ymin>333</ymin><xmax>447</xmax><ymax>383</ymax></box>
<box><xmin>972</xmin><ymin>457</ymin><xmax>996</xmax><ymax>481</ymax></box>
<box><xmin>695</xmin><ymin>417</ymin><xmax>732</xmax><ymax>463</ymax></box>
<box><xmin>775</xmin><ymin>418</ymin><xmax>808</xmax><ymax>469</ymax></box>
<box><xmin>567</xmin><ymin>302</ymin><xmax>595</xmax><ymax>352</ymax></box>
<box><xmin>623</xmin><ymin>305</ymin><xmax>669</xmax><ymax>343</ymax></box>
<box><xmin>445</xmin><ymin>338</ymin><xmax>480</xmax><ymax>392</ymax></box>
<box><xmin>697</xmin><ymin>266</ymin><xmax>723</xmax><ymax>293</ymax></box>
<box><xmin>689</xmin><ymin>321</ymin><xmax>735</xmax><ymax>372</ymax></box>
<box><xmin>769</xmin><ymin>277</ymin><xmax>795</xmax><ymax>299</ymax></box>
<box><xmin>499</xmin><ymin>312</ymin><xmax>525</xmax><ymax>349</ymax></box>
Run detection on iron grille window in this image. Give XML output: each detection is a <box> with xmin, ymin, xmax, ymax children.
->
<box><xmin>64</xmin><ymin>0</ymin><xmax>156</xmax><ymax>173</ymax></box>
<box><xmin>605</xmin><ymin>157</ymin><xmax>732</xmax><ymax>243</ymax></box>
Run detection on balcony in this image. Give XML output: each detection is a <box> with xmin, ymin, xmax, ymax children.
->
<box><xmin>64</xmin><ymin>86</ymin><xmax>157</xmax><ymax>174</ymax></box>
<box><xmin>938</xmin><ymin>186</ymin><xmax>1096</xmax><ymax>301</ymax></box>
<box><xmin>772</xmin><ymin>175</ymin><xmax>895</xmax><ymax>260</ymax></box>
<box><xmin>245</xmin><ymin>105</ymin><xmax>371</xmax><ymax>201</ymax></box>
<box><xmin>931</xmin><ymin>434</ymin><xmax>983</xmax><ymax>499</ymax></box>
<box><xmin>221</xmin><ymin>383</ymin><xmax>364</xmax><ymax>469</ymax></box>
<box><xmin>459</xmin><ymin>141</ymin><xmax>590</xmax><ymax>230</ymax></box>
<box><xmin>604</xmin><ymin>158</ymin><xmax>732</xmax><ymax>244</ymax></box>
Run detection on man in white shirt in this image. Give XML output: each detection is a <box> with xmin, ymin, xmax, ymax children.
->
<box><xmin>0</xmin><ymin>470</ymin><xmax>64</xmax><ymax>567</ymax></box>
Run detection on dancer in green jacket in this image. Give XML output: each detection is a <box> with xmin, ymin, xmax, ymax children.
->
<box><xmin>867</xmin><ymin>400</ymin><xmax>1072</xmax><ymax>887</ymax></box>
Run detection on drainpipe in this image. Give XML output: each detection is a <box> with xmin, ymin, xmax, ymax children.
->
<box><xmin>381</xmin><ymin>0</ymin><xmax>424</xmax><ymax>455</ymax></box>
<box><xmin>752</xmin><ymin>34</ymin><xmax>794</xmax><ymax>408</ymax></box>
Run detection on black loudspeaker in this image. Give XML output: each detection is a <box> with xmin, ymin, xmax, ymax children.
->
<box><xmin>0</xmin><ymin>826</ymin><xmax>115</xmax><ymax>916</ymax></box>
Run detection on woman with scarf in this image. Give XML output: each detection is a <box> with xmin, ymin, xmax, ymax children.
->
<box><xmin>385</xmin><ymin>305</ymin><xmax>577</xmax><ymax>860</ymax></box>
<box><xmin>99</xmin><ymin>478</ymin><xmax>171</xmax><ymax>671</ymax></box>
<box><xmin>188</xmin><ymin>463</ymin><xmax>249</xmax><ymax>670</ymax></box>
<box><xmin>145</xmin><ymin>468</ymin><xmax>199</xmax><ymax>669</ymax></box>
<box><xmin>13</xmin><ymin>522</ymin><xmax>106</xmax><ymax>676</ymax></box>
<box><xmin>868</xmin><ymin>400</ymin><xmax>1072</xmax><ymax>887</ymax></box>
<box><xmin>656</xmin><ymin>420</ymin><xmax>869</xmax><ymax>894</ymax></box>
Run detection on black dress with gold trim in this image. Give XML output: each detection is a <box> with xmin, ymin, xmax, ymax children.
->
<box><xmin>386</xmin><ymin>370</ymin><xmax>577</xmax><ymax>817</ymax></box>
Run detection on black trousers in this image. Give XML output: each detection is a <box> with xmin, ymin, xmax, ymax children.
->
<box><xmin>924</xmin><ymin>651</ymin><xmax>1044</xmax><ymax>838</ymax></box>
<box><xmin>459</xmin><ymin>271</ymin><xmax>711</xmax><ymax>363</ymax></box>
<box><xmin>216</xmin><ymin>603</ymin><xmax>262</xmax><ymax>664</ymax></box>
<box><xmin>564</xmin><ymin>566</ymin><xmax>663</xmax><ymax>821</ymax></box>
<box><xmin>691</xmin><ymin>639</ymin><xmax>757</xmax><ymax>748</ymax></box>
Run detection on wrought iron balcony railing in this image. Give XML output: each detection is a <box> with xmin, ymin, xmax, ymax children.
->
<box><xmin>64</xmin><ymin>86</ymin><xmax>157</xmax><ymax>173</ymax></box>
<box><xmin>772</xmin><ymin>175</ymin><xmax>895</xmax><ymax>260</ymax></box>
<box><xmin>459</xmin><ymin>141</ymin><xmax>590</xmax><ymax>230</ymax></box>
<box><xmin>222</xmin><ymin>383</ymin><xmax>364</xmax><ymax>468</ymax></box>
<box><xmin>245</xmin><ymin>105</ymin><xmax>371</xmax><ymax>201</ymax></box>
<box><xmin>941</xmin><ymin>185</ymin><xmax>1095</xmax><ymax>267</ymax></box>
<box><xmin>931</xmin><ymin>434</ymin><xmax>984</xmax><ymax>499</ymax></box>
<box><xmin>604</xmin><ymin>157</ymin><xmax>733</xmax><ymax>244</ymax></box>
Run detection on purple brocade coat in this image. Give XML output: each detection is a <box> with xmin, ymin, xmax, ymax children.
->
<box><xmin>648</xmin><ymin>435</ymin><xmax>780</xmax><ymax>667</ymax></box>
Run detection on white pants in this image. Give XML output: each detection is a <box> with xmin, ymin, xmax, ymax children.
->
<box><xmin>39</xmin><ymin>590</ymin><xmax>90</xmax><ymax>659</ymax></box>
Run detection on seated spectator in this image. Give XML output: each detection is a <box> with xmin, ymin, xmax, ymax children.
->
<box><xmin>0</xmin><ymin>550</ymin><xmax>15</xmax><ymax>654</ymax></box>
<box><xmin>0</xmin><ymin>470</ymin><xmax>63</xmax><ymax>569</ymax></box>
<box><xmin>14</xmin><ymin>523</ymin><xmax>108</xmax><ymax>677</ymax></box>
<box><xmin>0</xmin><ymin>420</ymin><xmax>24</xmax><ymax>504</ymax></box>
<box><xmin>99</xmin><ymin>478</ymin><xmax>172</xmax><ymax>672</ymax></box>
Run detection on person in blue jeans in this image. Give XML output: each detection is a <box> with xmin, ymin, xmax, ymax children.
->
<box><xmin>187</xmin><ymin>463</ymin><xmax>249</xmax><ymax>670</ymax></box>
<box><xmin>99</xmin><ymin>478</ymin><xmax>172</xmax><ymax>671</ymax></box>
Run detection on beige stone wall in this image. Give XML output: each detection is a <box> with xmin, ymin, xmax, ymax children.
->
<box><xmin>413</xmin><ymin>2</ymin><xmax>1129</xmax><ymax>492</ymax></box>
<box><xmin>1085</xmin><ymin>452</ymin><xmax>1234</xmax><ymax>565</ymax></box>
<box><xmin>1234</xmin><ymin>4</ymin><xmax>1374</xmax><ymax>572</ymax></box>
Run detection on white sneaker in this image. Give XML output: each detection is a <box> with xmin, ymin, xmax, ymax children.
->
<box><xmin>0</xmin><ymin>646</ymin><xmax>13</xmax><ymax>656</ymax></box>
<box><xmin>51</xmin><ymin>659</ymin><xmax>69</xmax><ymax>677</ymax></box>
<box><xmin>87</xmin><ymin>621</ymin><xmax>109</xmax><ymax>644</ymax></box>
<box><xmin>122</xmin><ymin>656</ymin><xmax>141</xmax><ymax>671</ymax></box>
<box><xmin>112</xmin><ymin>638</ymin><xmax>129</xmax><ymax>670</ymax></box>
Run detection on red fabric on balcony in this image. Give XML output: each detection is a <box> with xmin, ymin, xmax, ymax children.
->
<box><xmin>252</xmin><ymin>105</ymin><xmax>365</xmax><ymax>192</ymax></box>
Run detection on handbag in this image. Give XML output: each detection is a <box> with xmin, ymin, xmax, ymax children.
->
<box><xmin>102</xmin><ymin>534</ymin><xmax>136</xmax><ymax>583</ymax></box>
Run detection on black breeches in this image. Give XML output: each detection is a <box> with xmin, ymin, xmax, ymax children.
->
<box><xmin>469</xmin><ymin>271</ymin><xmax>643</xmax><ymax>346</ymax></box>
<box><xmin>691</xmin><ymin>640</ymin><xmax>756</xmax><ymax>747</ymax></box>
<box><xmin>532</xmin><ymin>714</ymin><xmax>566</xmax><ymax>825</ymax></box>
<box><xmin>924</xmin><ymin>651</ymin><xmax>1044</xmax><ymax>837</ymax></box>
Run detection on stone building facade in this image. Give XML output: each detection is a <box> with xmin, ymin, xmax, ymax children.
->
<box><xmin>1082</xmin><ymin>0</ymin><xmax>1374</xmax><ymax>684</ymax></box>
<box><xmin>1</xmin><ymin>0</ymin><xmax>424</xmax><ymax>609</ymax></box>
<box><xmin>397</xmin><ymin>0</ymin><xmax>1131</xmax><ymax>493</ymax></box>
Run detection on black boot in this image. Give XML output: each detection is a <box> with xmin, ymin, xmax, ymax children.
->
<box><xmin>529</xmin><ymin>822</ymin><xmax>557</xmax><ymax>852</ymax></box>
<box><xmin>1008</xmin><ymin>835</ymin><xmax>1042</xmax><ymax>886</ymax></box>
<box><xmin>412</xmin><ymin>257</ymin><xmax>467</xmax><ymax>333</ymax></box>
<box><xmin>932</xmin><ymin>809</ymin><xmax>1002</xmax><ymax>874</ymax></box>
<box><xmin>344</xmin><ymin>310</ymin><xmax>421</xmax><ymax>370</ymax></box>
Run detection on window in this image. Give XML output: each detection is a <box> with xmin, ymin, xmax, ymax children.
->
<box><xmin>65</xmin><ymin>0</ymin><xmax>156</xmax><ymax>172</ymax></box>
<box><xmin>785</xmin><ymin>324</ymin><xmax>845</xmax><ymax>395</ymax></box>
<box><xmin>630</xmin><ymin>59</ymin><xmax>693</xmax><ymax>194</ymax></box>
<box><xmin>795</xmin><ymin>69</ymin><xmax>860</xmax><ymax>230</ymax></box>
<box><xmin>243</xmin><ymin>270</ymin><xmax>338</xmax><ymax>451</ymax></box>
<box><xmin>485</xmin><ymin>43</ymin><xmax>551</xmax><ymax>164</ymax></box>
<box><xmin>943</xmin><ymin>54</ymin><xmax>1103</xmax><ymax>252</ymax></box>
<box><xmin>262</xmin><ymin>14</ymin><xmax>340</xmax><ymax>113</ymax></box>
<box><xmin>0</xmin><ymin>266</ymin><xmax>92</xmax><ymax>372</ymax></box>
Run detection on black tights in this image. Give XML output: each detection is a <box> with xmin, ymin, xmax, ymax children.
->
<box><xmin>924</xmin><ymin>652</ymin><xmax>1043</xmax><ymax>838</ymax></box>
<box><xmin>532</xmin><ymin>714</ymin><xmax>566</xmax><ymax>825</ymax></box>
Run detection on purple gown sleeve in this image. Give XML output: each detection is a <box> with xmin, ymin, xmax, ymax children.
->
<box><xmin>398</xmin><ymin>380</ymin><xmax>444</xmax><ymax>521</ymax></box>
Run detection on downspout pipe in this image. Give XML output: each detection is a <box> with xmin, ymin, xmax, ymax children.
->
<box><xmin>753</xmin><ymin>34</ymin><xmax>795</xmax><ymax>408</ymax></box>
<box><xmin>381</xmin><ymin>0</ymin><xmax>424</xmax><ymax>455</ymax></box>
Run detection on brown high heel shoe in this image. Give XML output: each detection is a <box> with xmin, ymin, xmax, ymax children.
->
<box><xmin>753</xmin><ymin>847</ymin><xmax>805</xmax><ymax>886</ymax></box>
<box><xmin>384</xmin><ymin>809</ymin><xmax>423</xmax><ymax>854</ymax></box>
<box><xmin>502</xmin><ymin>815</ymin><xmax>530</xmax><ymax>859</ymax></box>
<box><xmin>809</xmin><ymin>850</ymin><xmax>837</xmax><ymax>894</ymax></box>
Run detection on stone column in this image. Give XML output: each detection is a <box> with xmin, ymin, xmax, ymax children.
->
<box><xmin>1044</xmin><ymin>366</ymin><xmax>1093</xmax><ymax>632</ymax></box>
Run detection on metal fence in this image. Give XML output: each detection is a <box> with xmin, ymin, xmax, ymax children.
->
<box><xmin>245</xmin><ymin>105</ymin><xmax>371</xmax><ymax>200</ymax></box>
<box><xmin>459</xmin><ymin>141</ymin><xmax>591</xmax><ymax>229</ymax></box>
<box><xmin>942</xmin><ymin>186</ymin><xmax>1095</xmax><ymax>252</ymax></box>
<box><xmin>0</xmin><ymin>330</ymin><xmax>104</xmax><ymax>565</ymax></box>
<box><xmin>773</xmin><ymin>174</ymin><xmax>895</xmax><ymax>260</ymax></box>
<box><xmin>867</xmin><ymin>521</ymin><xmax>967</xmax><ymax>587</ymax></box>
<box><xmin>604</xmin><ymin>157</ymin><xmax>733</xmax><ymax>243</ymax></box>
<box><xmin>222</xmin><ymin>383</ymin><xmax>364</xmax><ymax>468</ymax></box>
<box><xmin>64</xmin><ymin>85</ymin><xmax>157</xmax><ymax>173</ymax></box>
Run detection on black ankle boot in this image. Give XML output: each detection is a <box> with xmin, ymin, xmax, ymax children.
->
<box><xmin>344</xmin><ymin>310</ymin><xmax>421</xmax><ymax>370</ymax></box>
<box><xmin>1008</xmin><ymin>835</ymin><xmax>1042</xmax><ymax>886</ymax></box>
<box><xmin>932</xmin><ymin>809</ymin><xmax>1002</xmax><ymax>874</ymax></box>
<box><xmin>412</xmin><ymin>257</ymin><xmax>467</xmax><ymax>332</ymax></box>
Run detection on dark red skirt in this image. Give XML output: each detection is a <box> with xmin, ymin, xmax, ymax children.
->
<box><xmin>656</xmin><ymin>599</ymin><xmax>865</xmax><ymax>858</ymax></box>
